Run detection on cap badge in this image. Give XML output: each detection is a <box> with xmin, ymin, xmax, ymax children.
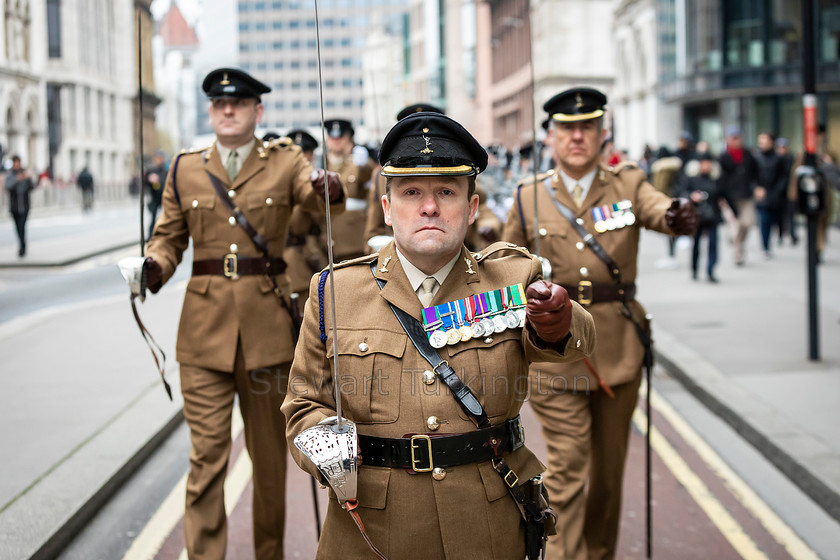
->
<box><xmin>295</xmin><ymin>133</ymin><xmax>302</xmax><ymax>144</ymax></box>
<box><xmin>331</xmin><ymin>122</ymin><xmax>341</xmax><ymax>136</ymax></box>
<box><xmin>420</xmin><ymin>128</ymin><xmax>434</xmax><ymax>154</ymax></box>
<box><xmin>465</xmin><ymin>256</ymin><xmax>476</xmax><ymax>275</ymax></box>
<box><xmin>378</xmin><ymin>255</ymin><xmax>391</xmax><ymax>273</ymax></box>
<box><xmin>575</xmin><ymin>93</ymin><xmax>583</xmax><ymax>108</ymax></box>
<box><xmin>221</xmin><ymin>72</ymin><xmax>230</xmax><ymax>86</ymax></box>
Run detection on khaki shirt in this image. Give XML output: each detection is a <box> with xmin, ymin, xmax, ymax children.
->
<box><xmin>283</xmin><ymin>241</ymin><xmax>595</xmax><ymax>559</ymax></box>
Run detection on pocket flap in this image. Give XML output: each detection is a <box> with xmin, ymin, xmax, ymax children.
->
<box><xmin>538</xmin><ymin>219</ymin><xmax>567</xmax><ymax>238</ymax></box>
<box><xmin>327</xmin><ymin>328</ymin><xmax>407</xmax><ymax>359</ymax></box>
<box><xmin>477</xmin><ymin>460</ymin><xmax>509</xmax><ymax>503</ymax></box>
<box><xmin>186</xmin><ymin>276</ymin><xmax>211</xmax><ymax>295</ymax></box>
<box><xmin>447</xmin><ymin>327</ymin><xmax>521</xmax><ymax>357</ymax></box>
<box><xmin>357</xmin><ymin>465</ymin><xmax>390</xmax><ymax>509</ymax></box>
<box><xmin>247</xmin><ymin>192</ymin><xmax>289</xmax><ymax>209</ymax></box>
<box><xmin>183</xmin><ymin>193</ymin><xmax>216</xmax><ymax>211</ymax></box>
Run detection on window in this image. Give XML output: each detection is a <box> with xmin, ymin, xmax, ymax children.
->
<box><xmin>255</xmin><ymin>22</ymin><xmax>266</xmax><ymax>31</ymax></box>
<box><xmin>272</xmin><ymin>1</ymin><xmax>282</xmax><ymax>7</ymax></box>
<box><xmin>273</xmin><ymin>21</ymin><xmax>283</xmax><ymax>30</ymax></box>
<box><xmin>292</xmin><ymin>101</ymin><xmax>302</xmax><ymax>109</ymax></box>
<box><xmin>255</xmin><ymin>2</ymin><xmax>266</xmax><ymax>10</ymax></box>
<box><xmin>343</xmin><ymin>99</ymin><xmax>353</xmax><ymax>108</ymax></box>
<box><xmin>47</xmin><ymin>0</ymin><xmax>62</xmax><ymax>58</ymax></box>
<box><xmin>342</xmin><ymin>78</ymin><xmax>353</xmax><ymax>88</ymax></box>
<box><xmin>291</xmin><ymin>61</ymin><xmax>301</xmax><ymax>69</ymax></box>
<box><xmin>341</xmin><ymin>58</ymin><xmax>353</xmax><ymax>68</ymax></box>
<box><xmin>275</xmin><ymin>101</ymin><xmax>285</xmax><ymax>110</ymax></box>
<box><xmin>274</xmin><ymin>61</ymin><xmax>284</xmax><ymax>69</ymax></box>
<box><xmin>340</xmin><ymin>38</ymin><xmax>352</xmax><ymax>47</ymax></box>
<box><xmin>240</xmin><ymin>43</ymin><xmax>250</xmax><ymax>52</ymax></box>
<box><xmin>324</xmin><ymin>38</ymin><xmax>335</xmax><ymax>47</ymax></box>
<box><xmin>239</xmin><ymin>22</ymin><xmax>250</xmax><ymax>31</ymax></box>
<box><xmin>292</xmin><ymin>81</ymin><xmax>301</xmax><ymax>89</ymax></box>
<box><xmin>257</xmin><ymin>62</ymin><xmax>267</xmax><ymax>70</ymax></box>
<box><xmin>290</xmin><ymin>20</ymin><xmax>300</xmax><ymax>29</ymax></box>
<box><xmin>290</xmin><ymin>40</ymin><xmax>300</xmax><ymax>49</ymax></box>
<box><xmin>309</xmin><ymin>99</ymin><xmax>319</xmax><ymax>109</ymax></box>
<box><xmin>307</xmin><ymin>39</ymin><xmax>316</xmax><ymax>48</ymax></box>
<box><xmin>273</xmin><ymin>41</ymin><xmax>284</xmax><ymax>49</ymax></box>
<box><xmin>325</xmin><ymin>79</ymin><xmax>335</xmax><ymax>88</ymax></box>
<box><xmin>326</xmin><ymin>100</ymin><xmax>336</xmax><ymax>108</ymax></box>
<box><xmin>308</xmin><ymin>80</ymin><xmax>318</xmax><ymax>88</ymax></box>
<box><xmin>238</xmin><ymin>2</ymin><xmax>248</xmax><ymax>12</ymax></box>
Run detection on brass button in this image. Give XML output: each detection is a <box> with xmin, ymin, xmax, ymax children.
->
<box><xmin>484</xmin><ymin>337</ymin><xmax>493</xmax><ymax>344</ymax></box>
<box><xmin>576</xmin><ymin>218</ymin><xmax>584</xmax><ymax>225</ymax></box>
<box><xmin>265</xmin><ymin>197</ymin><xmax>273</xmax><ymax>206</ymax></box>
<box><xmin>348</xmin><ymin>174</ymin><xmax>356</xmax><ymax>183</ymax></box>
<box><xmin>229</xmin><ymin>216</ymin><xmax>237</xmax><ymax>226</ymax></box>
<box><xmin>422</xmin><ymin>370</ymin><xmax>436</xmax><ymax>385</ymax></box>
<box><xmin>538</xmin><ymin>227</ymin><xmax>547</xmax><ymax>237</ymax></box>
<box><xmin>576</xmin><ymin>242</ymin><xmax>585</xmax><ymax>251</ymax></box>
<box><xmin>228</xmin><ymin>190</ymin><xmax>236</xmax><ymax>198</ymax></box>
<box><xmin>358</xmin><ymin>342</ymin><xmax>369</xmax><ymax>352</ymax></box>
<box><xmin>576</xmin><ymin>339</ymin><xmax>581</xmax><ymax>348</ymax></box>
<box><xmin>432</xmin><ymin>467</ymin><xmax>446</xmax><ymax>481</ymax></box>
<box><xmin>229</xmin><ymin>243</ymin><xmax>238</xmax><ymax>253</ymax></box>
<box><xmin>426</xmin><ymin>416</ymin><xmax>440</xmax><ymax>431</ymax></box>
<box><xmin>580</xmin><ymin>267</ymin><xmax>589</xmax><ymax>277</ymax></box>
<box><xmin>192</xmin><ymin>199</ymin><xmax>199</xmax><ymax>208</ymax></box>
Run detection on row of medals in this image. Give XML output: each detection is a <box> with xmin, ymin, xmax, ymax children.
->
<box><xmin>593</xmin><ymin>200</ymin><xmax>635</xmax><ymax>233</ymax></box>
<box><xmin>423</xmin><ymin>284</ymin><xmax>527</xmax><ymax>349</ymax></box>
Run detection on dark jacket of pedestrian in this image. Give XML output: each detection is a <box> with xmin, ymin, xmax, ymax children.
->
<box><xmin>77</xmin><ymin>167</ymin><xmax>94</xmax><ymax>191</ymax></box>
<box><xmin>677</xmin><ymin>170</ymin><xmax>722</xmax><ymax>226</ymax></box>
<box><xmin>754</xmin><ymin>148</ymin><xmax>787</xmax><ymax>209</ymax></box>
<box><xmin>719</xmin><ymin>146</ymin><xmax>759</xmax><ymax>209</ymax></box>
<box><xmin>5</xmin><ymin>165</ymin><xmax>34</xmax><ymax>215</ymax></box>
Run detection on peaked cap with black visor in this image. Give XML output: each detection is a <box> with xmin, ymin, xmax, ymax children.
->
<box><xmin>202</xmin><ymin>67</ymin><xmax>271</xmax><ymax>100</ymax></box>
<box><xmin>543</xmin><ymin>87</ymin><xmax>607</xmax><ymax>123</ymax></box>
<box><xmin>378</xmin><ymin>112</ymin><xmax>487</xmax><ymax>177</ymax></box>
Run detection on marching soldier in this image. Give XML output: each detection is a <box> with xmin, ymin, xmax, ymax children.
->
<box><xmin>502</xmin><ymin>87</ymin><xmax>696</xmax><ymax>560</ymax></box>
<box><xmin>324</xmin><ymin>118</ymin><xmax>375</xmax><ymax>261</ymax></box>
<box><xmin>282</xmin><ymin>129</ymin><xmax>329</xmax><ymax>305</ymax></box>
<box><xmin>283</xmin><ymin>112</ymin><xmax>596</xmax><ymax>559</ymax></box>
<box><xmin>364</xmin><ymin>103</ymin><xmax>502</xmax><ymax>252</ymax></box>
<box><xmin>141</xmin><ymin>68</ymin><xmax>344</xmax><ymax>559</ymax></box>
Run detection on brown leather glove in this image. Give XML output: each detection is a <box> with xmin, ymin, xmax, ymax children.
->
<box><xmin>478</xmin><ymin>225</ymin><xmax>498</xmax><ymax>243</ymax></box>
<box><xmin>665</xmin><ymin>197</ymin><xmax>698</xmax><ymax>236</ymax></box>
<box><xmin>144</xmin><ymin>257</ymin><xmax>163</xmax><ymax>294</ymax></box>
<box><xmin>525</xmin><ymin>280</ymin><xmax>572</xmax><ymax>343</ymax></box>
<box><xmin>310</xmin><ymin>169</ymin><xmax>343</xmax><ymax>203</ymax></box>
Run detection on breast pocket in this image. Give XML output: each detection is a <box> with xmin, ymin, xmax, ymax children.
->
<box><xmin>183</xmin><ymin>194</ymin><xmax>217</xmax><ymax>242</ymax></box>
<box><xmin>247</xmin><ymin>193</ymin><xmax>290</xmax><ymax>240</ymax></box>
<box><xmin>327</xmin><ymin>328</ymin><xmax>406</xmax><ymax>424</ymax></box>
<box><xmin>446</xmin><ymin>328</ymin><xmax>526</xmax><ymax>421</ymax></box>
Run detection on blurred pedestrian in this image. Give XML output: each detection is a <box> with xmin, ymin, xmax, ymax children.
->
<box><xmin>718</xmin><ymin>126</ymin><xmax>759</xmax><ymax>266</ymax></box>
<box><xmin>649</xmin><ymin>147</ymin><xmax>684</xmax><ymax>265</ymax></box>
<box><xmin>775</xmin><ymin>138</ymin><xmax>797</xmax><ymax>245</ymax></box>
<box><xmin>678</xmin><ymin>152</ymin><xmax>723</xmax><ymax>282</ymax></box>
<box><xmin>77</xmin><ymin>165</ymin><xmax>94</xmax><ymax>212</ymax></box>
<box><xmin>5</xmin><ymin>155</ymin><xmax>34</xmax><ymax>257</ymax></box>
<box><xmin>143</xmin><ymin>151</ymin><xmax>168</xmax><ymax>239</ymax></box>
<box><xmin>753</xmin><ymin>132</ymin><xmax>787</xmax><ymax>258</ymax></box>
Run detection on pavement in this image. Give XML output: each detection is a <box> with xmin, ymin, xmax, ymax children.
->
<box><xmin>0</xmin><ymin>201</ymin><xmax>838</xmax><ymax>558</ymax></box>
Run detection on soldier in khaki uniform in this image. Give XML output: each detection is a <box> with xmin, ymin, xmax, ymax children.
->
<box><xmin>283</xmin><ymin>112</ymin><xmax>596</xmax><ymax>559</ymax></box>
<box><xmin>364</xmin><ymin>104</ymin><xmax>502</xmax><ymax>252</ymax></box>
<box><xmin>323</xmin><ymin>118</ymin><xmax>375</xmax><ymax>260</ymax></box>
<box><xmin>281</xmin><ymin>129</ymin><xmax>329</xmax><ymax>305</ymax></box>
<box><xmin>502</xmin><ymin>88</ymin><xmax>696</xmax><ymax>560</ymax></box>
<box><xmin>142</xmin><ymin>68</ymin><xmax>344</xmax><ymax>559</ymax></box>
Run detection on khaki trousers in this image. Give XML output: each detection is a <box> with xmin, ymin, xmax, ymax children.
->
<box><xmin>728</xmin><ymin>199</ymin><xmax>756</xmax><ymax>263</ymax></box>
<box><xmin>529</xmin><ymin>370</ymin><xmax>642</xmax><ymax>560</ymax></box>
<box><xmin>180</xmin><ymin>346</ymin><xmax>289</xmax><ymax>560</ymax></box>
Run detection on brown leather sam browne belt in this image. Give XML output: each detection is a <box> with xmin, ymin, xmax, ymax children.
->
<box><xmin>562</xmin><ymin>282</ymin><xmax>635</xmax><ymax>305</ymax></box>
<box><xmin>192</xmin><ymin>255</ymin><xmax>287</xmax><ymax>278</ymax></box>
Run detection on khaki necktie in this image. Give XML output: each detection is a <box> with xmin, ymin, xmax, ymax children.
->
<box><xmin>419</xmin><ymin>277</ymin><xmax>438</xmax><ymax>308</ymax></box>
<box><xmin>225</xmin><ymin>150</ymin><xmax>238</xmax><ymax>181</ymax></box>
<box><xmin>572</xmin><ymin>183</ymin><xmax>583</xmax><ymax>207</ymax></box>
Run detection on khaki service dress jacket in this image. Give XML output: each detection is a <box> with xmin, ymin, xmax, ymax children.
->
<box><xmin>282</xmin><ymin>241</ymin><xmax>595</xmax><ymax>559</ymax></box>
<box><xmin>503</xmin><ymin>163</ymin><xmax>674</xmax><ymax>391</ymax></box>
<box><xmin>146</xmin><ymin>137</ymin><xmax>345</xmax><ymax>372</ymax></box>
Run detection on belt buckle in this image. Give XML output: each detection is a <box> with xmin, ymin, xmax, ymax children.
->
<box><xmin>223</xmin><ymin>253</ymin><xmax>239</xmax><ymax>279</ymax></box>
<box><xmin>410</xmin><ymin>434</ymin><xmax>434</xmax><ymax>473</ymax></box>
<box><xmin>578</xmin><ymin>280</ymin><xmax>592</xmax><ymax>306</ymax></box>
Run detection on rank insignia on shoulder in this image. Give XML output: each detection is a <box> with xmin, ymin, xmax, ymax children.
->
<box><xmin>515</xmin><ymin>168</ymin><xmax>555</xmax><ymax>188</ymax></box>
<box><xmin>609</xmin><ymin>161</ymin><xmax>639</xmax><ymax>174</ymax></box>
<box><xmin>592</xmin><ymin>199</ymin><xmax>635</xmax><ymax>232</ymax></box>
<box><xmin>421</xmin><ymin>285</ymin><xmax>527</xmax><ymax>348</ymax></box>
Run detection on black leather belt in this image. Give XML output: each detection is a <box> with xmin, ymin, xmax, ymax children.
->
<box><xmin>562</xmin><ymin>282</ymin><xmax>635</xmax><ymax>306</ymax></box>
<box><xmin>358</xmin><ymin>416</ymin><xmax>525</xmax><ymax>472</ymax></box>
<box><xmin>192</xmin><ymin>255</ymin><xmax>287</xmax><ymax>278</ymax></box>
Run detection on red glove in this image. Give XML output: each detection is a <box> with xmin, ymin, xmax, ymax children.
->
<box><xmin>525</xmin><ymin>280</ymin><xmax>572</xmax><ymax>343</ymax></box>
<box><xmin>665</xmin><ymin>197</ymin><xmax>698</xmax><ymax>236</ymax></box>
<box><xmin>144</xmin><ymin>257</ymin><xmax>163</xmax><ymax>294</ymax></box>
<box><xmin>310</xmin><ymin>169</ymin><xmax>343</xmax><ymax>203</ymax></box>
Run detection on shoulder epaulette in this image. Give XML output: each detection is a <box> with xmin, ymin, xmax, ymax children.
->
<box><xmin>321</xmin><ymin>253</ymin><xmax>378</xmax><ymax>273</ymax></box>
<box><xmin>610</xmin><ymin>161</ymin><xmax>639</xmax><ymax>174</ymax></box>
<box><xmin>474</xmin><ymin>242</ymin><xmax>533</xmax><ymax>262</ymax></box>
<box><xmin>179</xmin><ymin>144</ymin><xmax>212</xmax><ymax>156</ymax></box>
<box><xmin>266</xmin><ymin>136</ymin><xmax>293</xmax><ymax>150</ymax></box>
<box><xmin>515</xmin><ymin>168</ymin><xmax>555</xmax><ymax>187</ymax></box>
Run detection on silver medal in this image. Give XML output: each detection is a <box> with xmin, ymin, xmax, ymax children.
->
<box><xmin>493</xmin><ymin>315</ymin><xmax>507</xmax><ymax>333</ymax></box>
<box><xmin>505</xmin><ymin>310</ymin><xmax>521</xmax><ymax>329</ymax></box>
<box><xmin>430</xmin><ymin>330</ymin><xmax>448</xmax><ymax>348</ymax></box>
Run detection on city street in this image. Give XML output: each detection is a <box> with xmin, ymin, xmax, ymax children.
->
<box><xmin>1</xmin><ymin>203</ymin><xmax>839</xmax><ymax>559</ymax></box>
